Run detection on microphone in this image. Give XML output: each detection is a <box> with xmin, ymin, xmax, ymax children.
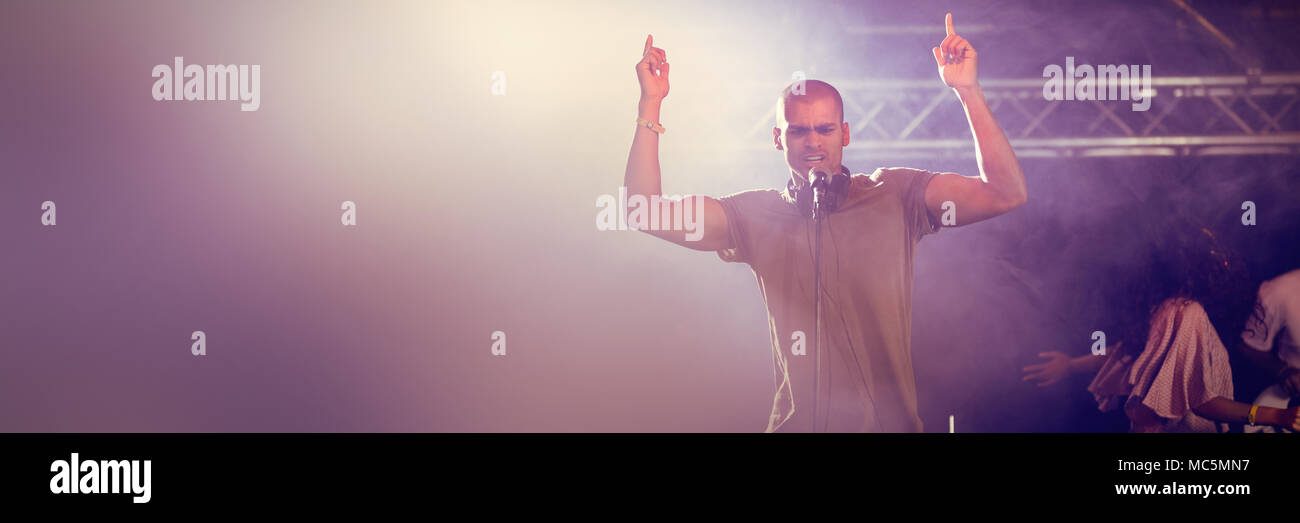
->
<box><xmin>810</xmin><ymin>167</ymin><xmax>830</xmax><ymax>220</ymax></box>
<box><xmin>808</xmin><ymin>167</ymin><xmax>846</xmax><ymax>219</ymax></box>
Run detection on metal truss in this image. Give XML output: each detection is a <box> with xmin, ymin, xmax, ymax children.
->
<box><xmin>740</xmin><ymin>73</ymin><xmax>1300</xmax><ymax>158</ymax></box>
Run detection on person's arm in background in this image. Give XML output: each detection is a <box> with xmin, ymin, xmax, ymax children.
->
<box><xmin>624</xmin><ymin>34</ymin><xmax>730</xmax><ymax>251</ymax></box>
<box><xmin>1022</xmin><ymin>345</ymin><xmax>1114</xmax><ymax>387</ymax></box>
<box><xmin>922</xmin><ymin>13</ymin><xmax>1027</xmax><ymax>227</ymax></box>
<box><xmin>1193</xmin><ymin>398</ymin><xmax>1300</xmax><ymax>431</ymax></box>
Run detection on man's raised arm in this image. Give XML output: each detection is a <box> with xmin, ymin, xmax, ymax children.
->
<box><xmin>624</xmin><ymin>34</ymin><xmax>731</xmax><ymax>252</ymax></box>
<box><xmin>923</xmin><ymin>14</ymin><xmax>1028</xmax><ymax>227</ymax></box>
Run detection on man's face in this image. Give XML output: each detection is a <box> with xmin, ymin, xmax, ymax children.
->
<box><xmin>774</xmin><ymin>94</ymin><xmax>850</xmax><ymax>182</ymax></box>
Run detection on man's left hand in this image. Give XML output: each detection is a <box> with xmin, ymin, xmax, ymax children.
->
<box><xmin>932</xmin><ymin>13</ymin><xmax>977</xmax><ymax>90</ymax></box>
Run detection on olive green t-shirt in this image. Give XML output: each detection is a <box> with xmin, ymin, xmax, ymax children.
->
<box><xmin>717</xmin><ymin>167</ymin><xmax>940</xmax><ymax>432</ymax></box>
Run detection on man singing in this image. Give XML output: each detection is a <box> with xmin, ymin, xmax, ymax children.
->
<box><xmin>623</xmin><ymin>14</ymin><xmax>1027</xmax><ymax>432</ymax></box>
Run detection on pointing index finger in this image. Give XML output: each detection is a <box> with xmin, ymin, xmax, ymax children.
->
<box><xmin>644</xmin><ymin>34</ymin><xmax>653</xmax><ymax>54</ymax></box>
<box><xmin>945</xmin><ymin>13</ymin><xmax>954</xmax><ymax>36</ymax></box>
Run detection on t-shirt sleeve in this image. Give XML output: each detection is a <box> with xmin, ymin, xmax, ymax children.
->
<box><xmin>1242</xmin><ymin>280</ymin><xmax>1282</xmax><ymax>352</ymax></box>
<box><xmin>715</xmin><ymin>190</ymin><xmax>758</xmax><ymax>266</ymax></box>
<box><xmin>876</xmin><ymin>167</ymin><xmax>941</xmax><ymax>241</ymax></box>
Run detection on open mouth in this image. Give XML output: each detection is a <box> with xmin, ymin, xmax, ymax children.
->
<box><xmin>804</xmin><ymin>154</ymin><xmax>825</xmax><ymax>164</ymax></box>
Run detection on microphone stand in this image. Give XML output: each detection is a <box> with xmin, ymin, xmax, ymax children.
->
<box><xmin>810</xmin><ymin>171</ymin><xmax>828</xmax><ymax>433</ymax></box>
<box><xmin>813</xmin><ymin>205</ymin><xmax>825</xmax><ymax>433</ymax></box>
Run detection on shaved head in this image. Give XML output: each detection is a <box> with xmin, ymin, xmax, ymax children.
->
<box><xmin>773</xmin><ymin>79</ymin><xmax>850</xmax><ymax>183</ymax></box>
<box><xmin>777</xmin><ymin>79</ymin><xmax>844</xmax><ymax>126</ymax></box>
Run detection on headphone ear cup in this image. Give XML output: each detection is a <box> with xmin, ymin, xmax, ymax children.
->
<box><xmin>790</xmin><ymin>172</ymin><xmax>849</xmax><ymax>218</ymax></box>
<box><xmin>828</xmin><ymin>174</ymin><xmax>850</xmax><ymax>213</ymax></box>
<box><xmin>796</xmin><ymin>185</ymin><xmax>813</xmax><ymax>218</ymax></box>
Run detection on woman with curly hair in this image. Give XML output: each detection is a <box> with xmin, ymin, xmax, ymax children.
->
<box><xmin>1025</xmin><ymin>225</ymin><xmax>1300</xmax><ymax>432</ymax></box>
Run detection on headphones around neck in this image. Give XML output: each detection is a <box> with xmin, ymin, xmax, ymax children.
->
<box><xmin>788</xmin><ymin>166</ymin><xmax>851</xmax><ymax>219</ymax></box>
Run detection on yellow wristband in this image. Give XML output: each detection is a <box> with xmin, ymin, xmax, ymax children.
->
<box><xmin>636</xmin><ymin>117</ymin><xmax>665</xmax><ymax>134</ymax></box>
<box><xmin>1249</xmin><ymin>405</ymin><xmax>1259</xmax><ymax>425</ymax></box>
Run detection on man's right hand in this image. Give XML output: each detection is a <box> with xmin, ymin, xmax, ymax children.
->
<box><xmin>624</xmin><ymin>33</ymin><xmax>730</xmax><ymax>252</ymax></box>
<box><xmin>637</xmin><ymin>34</ymin><xmax>669</xmax><ymax>101</ymax></box>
